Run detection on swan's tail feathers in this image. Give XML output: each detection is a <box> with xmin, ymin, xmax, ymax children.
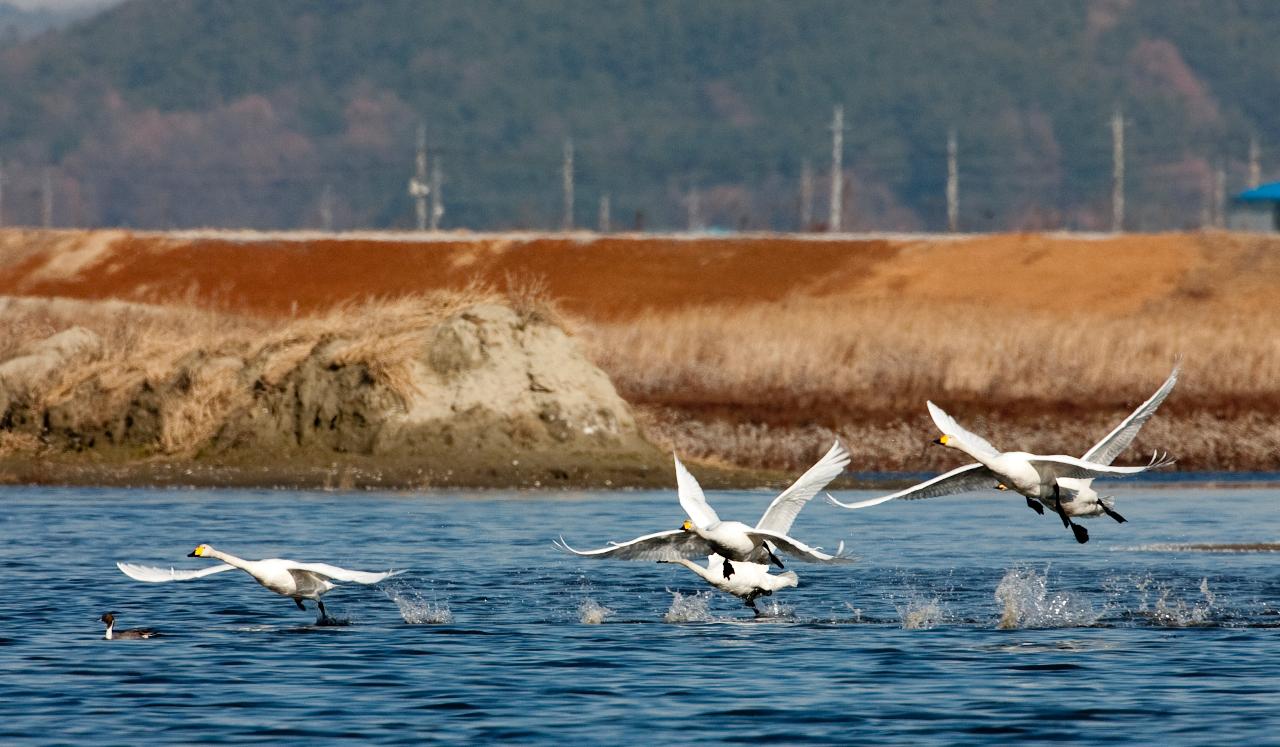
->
<box><xmin>778</xmin><ymin>570</ymin><xmax>800</xmax><ymax>588</ymax></box>
<box><xmin>1099</xmin><ymin>494</ymin><xmax>1117</xmax><ymax>510</ymax></box>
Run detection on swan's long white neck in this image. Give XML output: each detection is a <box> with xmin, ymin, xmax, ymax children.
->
<box><xmin>947</xmin><ymin>439</ymin><xmax>993</xmax><ymax>468</ymax></box>
<box><xmin>202</xmin><ymin>546</ymin><xmax>250</xmax><ymax>570</ymax></box>
<box><xmin>672</xmin><ymin>557</ymin><xmax>716</xmax><ymax>582</ymax></box>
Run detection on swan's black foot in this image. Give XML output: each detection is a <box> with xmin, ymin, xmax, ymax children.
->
<box><xmin>1071</xmin><ymin>523</ymin><xmax>1090</xmax><ymax>544</ymax></box>
<box><xmin>318</xmin><ymin>601</ymin><xmax>328</xmax><ymax>619</ymax></box>
<box><xmin>1101</xmin><ymin>504</ymin><xmax>1127</xmax><ymax>524</ymax></box>
<box><xmin>294</xmin><ymin>598</ymin><xmax>306</xmax><ymax>611</ymax></box>
<box><xmin>722</xmin><ymin>558</ymin><xmax>735</xmax><ymax>579</ymax></box>
<box><xmin>1025</xmin><ymin>496</ymin><xmax>1045</xmax><ymax>515</ymax></box>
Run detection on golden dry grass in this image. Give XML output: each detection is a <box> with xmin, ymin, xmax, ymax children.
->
<box><xmin>576</xmin><ymin>295</ymin><xmax>1280</xmax><ymax>471</ymax></box>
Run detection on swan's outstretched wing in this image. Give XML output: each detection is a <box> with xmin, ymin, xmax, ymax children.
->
<box><xmin>826</xmin><ymin>463</ymin><xmax>997</xmax><ymax>509</ymax></box>
<box><xmin>673</xmin><ymin>453</ymin><xmax>720</xmax><ymax>529</ymax></box>
<box><xmin>756</xmin><ymin>439</ymin><xmax>851</xmax><ymax>534</ymax></box>
<box><xmin>287</xmin><ymin>563</ymin><xmax>405</xmax><ymax>585</ymax></box>
<box><xmin>554</xmin><ymin>530</ymin><xmax>714</xmax><ymax>561</ymax></box>
<box><xmin>1030</xmin><ymin>452</ymin><xmax>1174</xmax><ymax>482</ymax></box>
<box><xmin>1081</xmin><ymin>366</ymin><xmax>1179</xmax><ymax>466</ymax></box>
<box><xmin>116</xmin><ymin>561</ymin><xmax>236</xmax><ymax>582</ymax></box>
<box><xmin>747</xmin><ymin>530</ymin><xmax>853</xmax><ymax>564</ymax></box>
<box><xmin>927</xmin><ymin>401</ymin><xmax>1000</xmax><ymax>460</ymax></box>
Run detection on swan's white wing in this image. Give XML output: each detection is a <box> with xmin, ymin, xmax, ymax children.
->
<box><xmin>756</xmin><ymin>439</ymin><xmax>851</xmax><ymax>534</ymax></box>
<box><xmin>747</xmin><ymin>530</ymin><xmax>853</xmax><ymax>564</ymax></box>
<box><xmin>1081</xmin><ymin>366</ymin><xmax>1179</xmax><ymax>466</ymax></box>
<box><xmin>1029</xmin><ymin>452</ymin><xmax>1174</xmax><ymax>481</ymax></box>
<box><xmin>116</xmin><ymin>561</ymin><xmax>236</xmax><ymax>583</ymax></box>
<box><xmin>927</xmin><ymin>401</ymin><xmax>1000</xmax><ymax>460</ymax></box>
<box><xmin>286</xmin><ymin>563</ymin><xmax>405</xmax><ymax>585</ymax></box>
<box><xmin>554</xmin><ymin>530</ymin><xmax>714</xmax><ymax>561</ymax></box>
<box><xmin>827</xmin><ymin>463</ymin><xmax>997</xmax><ymax>509</ymax></box>
<box><xmin>673</xmin><ymin>453</ymin><xmax>720</xmax><ymax>529</ymax></box>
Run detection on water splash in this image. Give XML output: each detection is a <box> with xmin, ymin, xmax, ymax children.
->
<box><xmin>994</xmin><ymin>567</ymin><xmax>1099</xmax><ymax>630</ymax></box>
<box><xmin>1147</xmin><ymin>576</ymin><xmax>1218</xmax><ymax>627</ymax></box>
<box><xmin>898</xmin><ymin>597</ymin><xmax>945</xmax><ymax>630</ymax></box>
<box><xmin>383</xmin><ymin>584</ymin><xmax>454</xmax><ymax>624</ymax></box>
<box><xmin>577</xmin><ymin>598</ymin><xmax>614</xmax><ymax>624</ymax></box>
<box><xmin>755</xmin><ymin>599</ymin><xmax>796</xmax><ymax>619</ymax></box>
<box><xmin>663</xmin><ymin>590</ymin><xmax>715</xmax><ymax>623</ymax></box>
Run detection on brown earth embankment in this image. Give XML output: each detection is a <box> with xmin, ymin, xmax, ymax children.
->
<box><xmin>0</xmin><ymin>228</ymin><xmax>1276</xmax><ymax>480</ymax></box>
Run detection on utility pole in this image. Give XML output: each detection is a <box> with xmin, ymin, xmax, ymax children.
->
<box><xmin>1249</xmin><ymin>135</ymin><xmax>1261</xmax><ymax>189</ymax></box>
<box><xmin>1214</xmin><ymin>160</ymin><xmax>1226</xmax><ymax>228</ymax></box>
<box><xmin>41</xmin><ymin>167</ymin><xmax>53</xmax><ymax>228</ymax></box>
<box><xmin>598</xmin><ymin>193</ymin><xmax>611</xmax><ymax>233</ymax></box>
<box><xmin>1111</xmin><ymin>107</ymin><xmax>1125</xmax><ymax>232</ymax></box>
<box><xmin>409</xmin><ymin>123</ymin><xmax>429</xmax><ymax>231</ymax></box>
<box><xmin>946</xmin><ymin>128</ymin><xmax>959</xmax><ymax>232</ymax></box>
<box><xmin>319</xmin><ymin>184</ymin><xmax>334</xmax><ymax>231</ymax></box>
<box><xmin>687</xmin><ymin>186</ymin><xmax>702</xmax><ymax>232</ymax></box>
<box><xmin>829</xmin><ymin>104</ymin><xmax>844</xmax><ymax>232</ymax></box>
<box><xmin>561</xmin><ymin>138</ymin><xmax>574</xmax><ymax>230</ymax></box>
<box><xmin>430</xmin><ymin>157</ymin><xmax>444</xmax><ymax>231</ymax></box>
<box><xmin>799</xmin><ymin>158</ymin><xmax>814</xmax><ymax>231</ymax></box>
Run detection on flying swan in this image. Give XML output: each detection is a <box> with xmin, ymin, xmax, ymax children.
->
<box><xmin>828</xmin><ymin>382</ymin><xmax>1176</xmax><ymax>543</ymax></box>
<box><xmin>556</xmin><ymin>439</ymin><xmax>853</xmax><ymax>583</ymax></box>
<box><xmin>117</xmin><ymin>544</ymin><xmax>404</xmax><ymax>619</ymax></box>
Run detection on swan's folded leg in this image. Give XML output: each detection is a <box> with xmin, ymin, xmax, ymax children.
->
<box><xmin>318</xmin><ymin>600</ymin><xmax>328</xmax><ymax>619</ymax></box>
<box><xmin>1025</xmin><ymin>496</ymin><xmax>1045</xmax><ymax>515</ymax></box>
<box><xmin>294</xmin><ymin>598</ymin><xmax>306</xmax><ymax>611</ymax></box>
<box><xmin>1101</xmin><ymin>504</ymin><xmax>1127</xmax><ymax>524</ymax></box>
<box><xmin>1052</xmin><ymin>485</ymin><xmax>1071</xmax><ymax>529</ymax></box>
<box><xmin>764</xmin><ymin>544</ymin><xmax>785</xmax><ymax>570</ymax></box>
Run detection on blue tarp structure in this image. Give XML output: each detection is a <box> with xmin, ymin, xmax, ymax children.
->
<box><xmin>1236</xmin><ymin>182</ymin><xmax>1280</xmax><ymax>202</ymax></box>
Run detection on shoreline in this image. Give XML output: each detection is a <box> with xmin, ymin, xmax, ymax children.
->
<box><xmin>4</xmin><ymin>457</ymin><xmax>1277</xmax><ymax>492</ymax></box>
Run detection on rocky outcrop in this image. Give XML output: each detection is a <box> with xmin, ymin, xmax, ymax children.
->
<box><xmin>0</xmin><ymin>302</ymin><xmax>664</xmax><ymax>487</ymax></box>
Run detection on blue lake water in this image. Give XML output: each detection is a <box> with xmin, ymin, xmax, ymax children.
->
<box><xmin>1</xmin><ymin>484</ymin><xmax>1277</xmax><ymax>744</ymax></box>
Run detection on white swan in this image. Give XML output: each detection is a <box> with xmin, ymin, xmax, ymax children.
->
<box><xmin>556</xmin><ymin>439</ymin><xmax>852</xmax><ymax>579</ymax></box>
<box><xmin>828</xmin><ymin>395</ymin><xmax>1175</xmax><ymax>543</ymax></box>
<box><xmin>117</xmin><ymin>544</ymin><xmax>404</xmax><ymax>618</ymax></box>
<box><xmin>661</xmin><ymin>554</ymin><xmax>799</xmax><ymax>615</ymax></box>
<box><xmin>1048</xmin><ymin>366</ymin><xmax>1179</xmax><ymax>523</ymax></box>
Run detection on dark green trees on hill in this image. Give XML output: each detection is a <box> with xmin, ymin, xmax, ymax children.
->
<box><xmin>0</xmin><ymin>0</ymin><xmax>1276</xmax><ymax>232</ymax></box>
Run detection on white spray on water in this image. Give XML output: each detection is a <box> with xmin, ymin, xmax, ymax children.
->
<box><xmin>382</xmin><ymin>582</ymin><xmax>454</xmax><ymax>624</ymax></box>
<box><xmin>994</xmin><ymin>566</ymin><xmax>1099</xmax><ymax>630</ymax></box>
<box><xmin>663</xmin><ymin>590</ymin><xmax>716</xmax><ymax>623</ymax></box>
<box><xmin>577</xmin><ymin>598</ymin><xmax>614</xmax><ymax>624</ymax></box>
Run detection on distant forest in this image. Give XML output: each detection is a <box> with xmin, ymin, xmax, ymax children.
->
<box><xmin>0</xmin><ymin>0</ymin><xmax>1278</xmax><ymax>232</ymax></box>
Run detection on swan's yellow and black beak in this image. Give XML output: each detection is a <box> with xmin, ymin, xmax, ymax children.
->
<box><xmin>995</xmin><ymin>483</ymin><xmax>1008</xmax><ymax>491</ymax></box>
<box><xmin>934</xmin><ymin>435</ymin><xmax>950</xmax><ymax>446</ymax></box>
<box><xmin>188</xmin><ymin>545</ymin><xmax>204</xmax><ymax>557</ymax></box>
<box><xmin>680</xmin><ymin>519</ymin><xmax>693</xmax><ymax>532</ymax></box>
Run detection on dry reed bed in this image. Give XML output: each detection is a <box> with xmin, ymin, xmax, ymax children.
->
<box><xmin>576</xmin><ymin>297</ymin><xmax>1280</xmax><ymax>472</ymax></box>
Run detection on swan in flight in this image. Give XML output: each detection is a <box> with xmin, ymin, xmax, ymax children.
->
<box><xmin>556</xmin><ymin>439</ymin><xmax>852</xmax><ymax>580</ymax></box>
<box><xmin>1045</xmin><ymin>366</ymin><xmax>1179</xmax><ymax>524</ymax></box>
<box><xmin>828</xmin><ymin>386</ymin><xmax>1176</xmax><ymax>543</ymax></box>
<box><xmin>661</xmin><ymin>554</ymin><xmax>799</xmax><ymax>615</ymax></box>
<box><xmin>117</xmin><ymin>544</ymin><xmax>404</xmax><ymax>619</ymax></box>
<box><xmin>100</xmin><ymin>612</ymin><xmax>159</xmax><ymax>640</ymax></box>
